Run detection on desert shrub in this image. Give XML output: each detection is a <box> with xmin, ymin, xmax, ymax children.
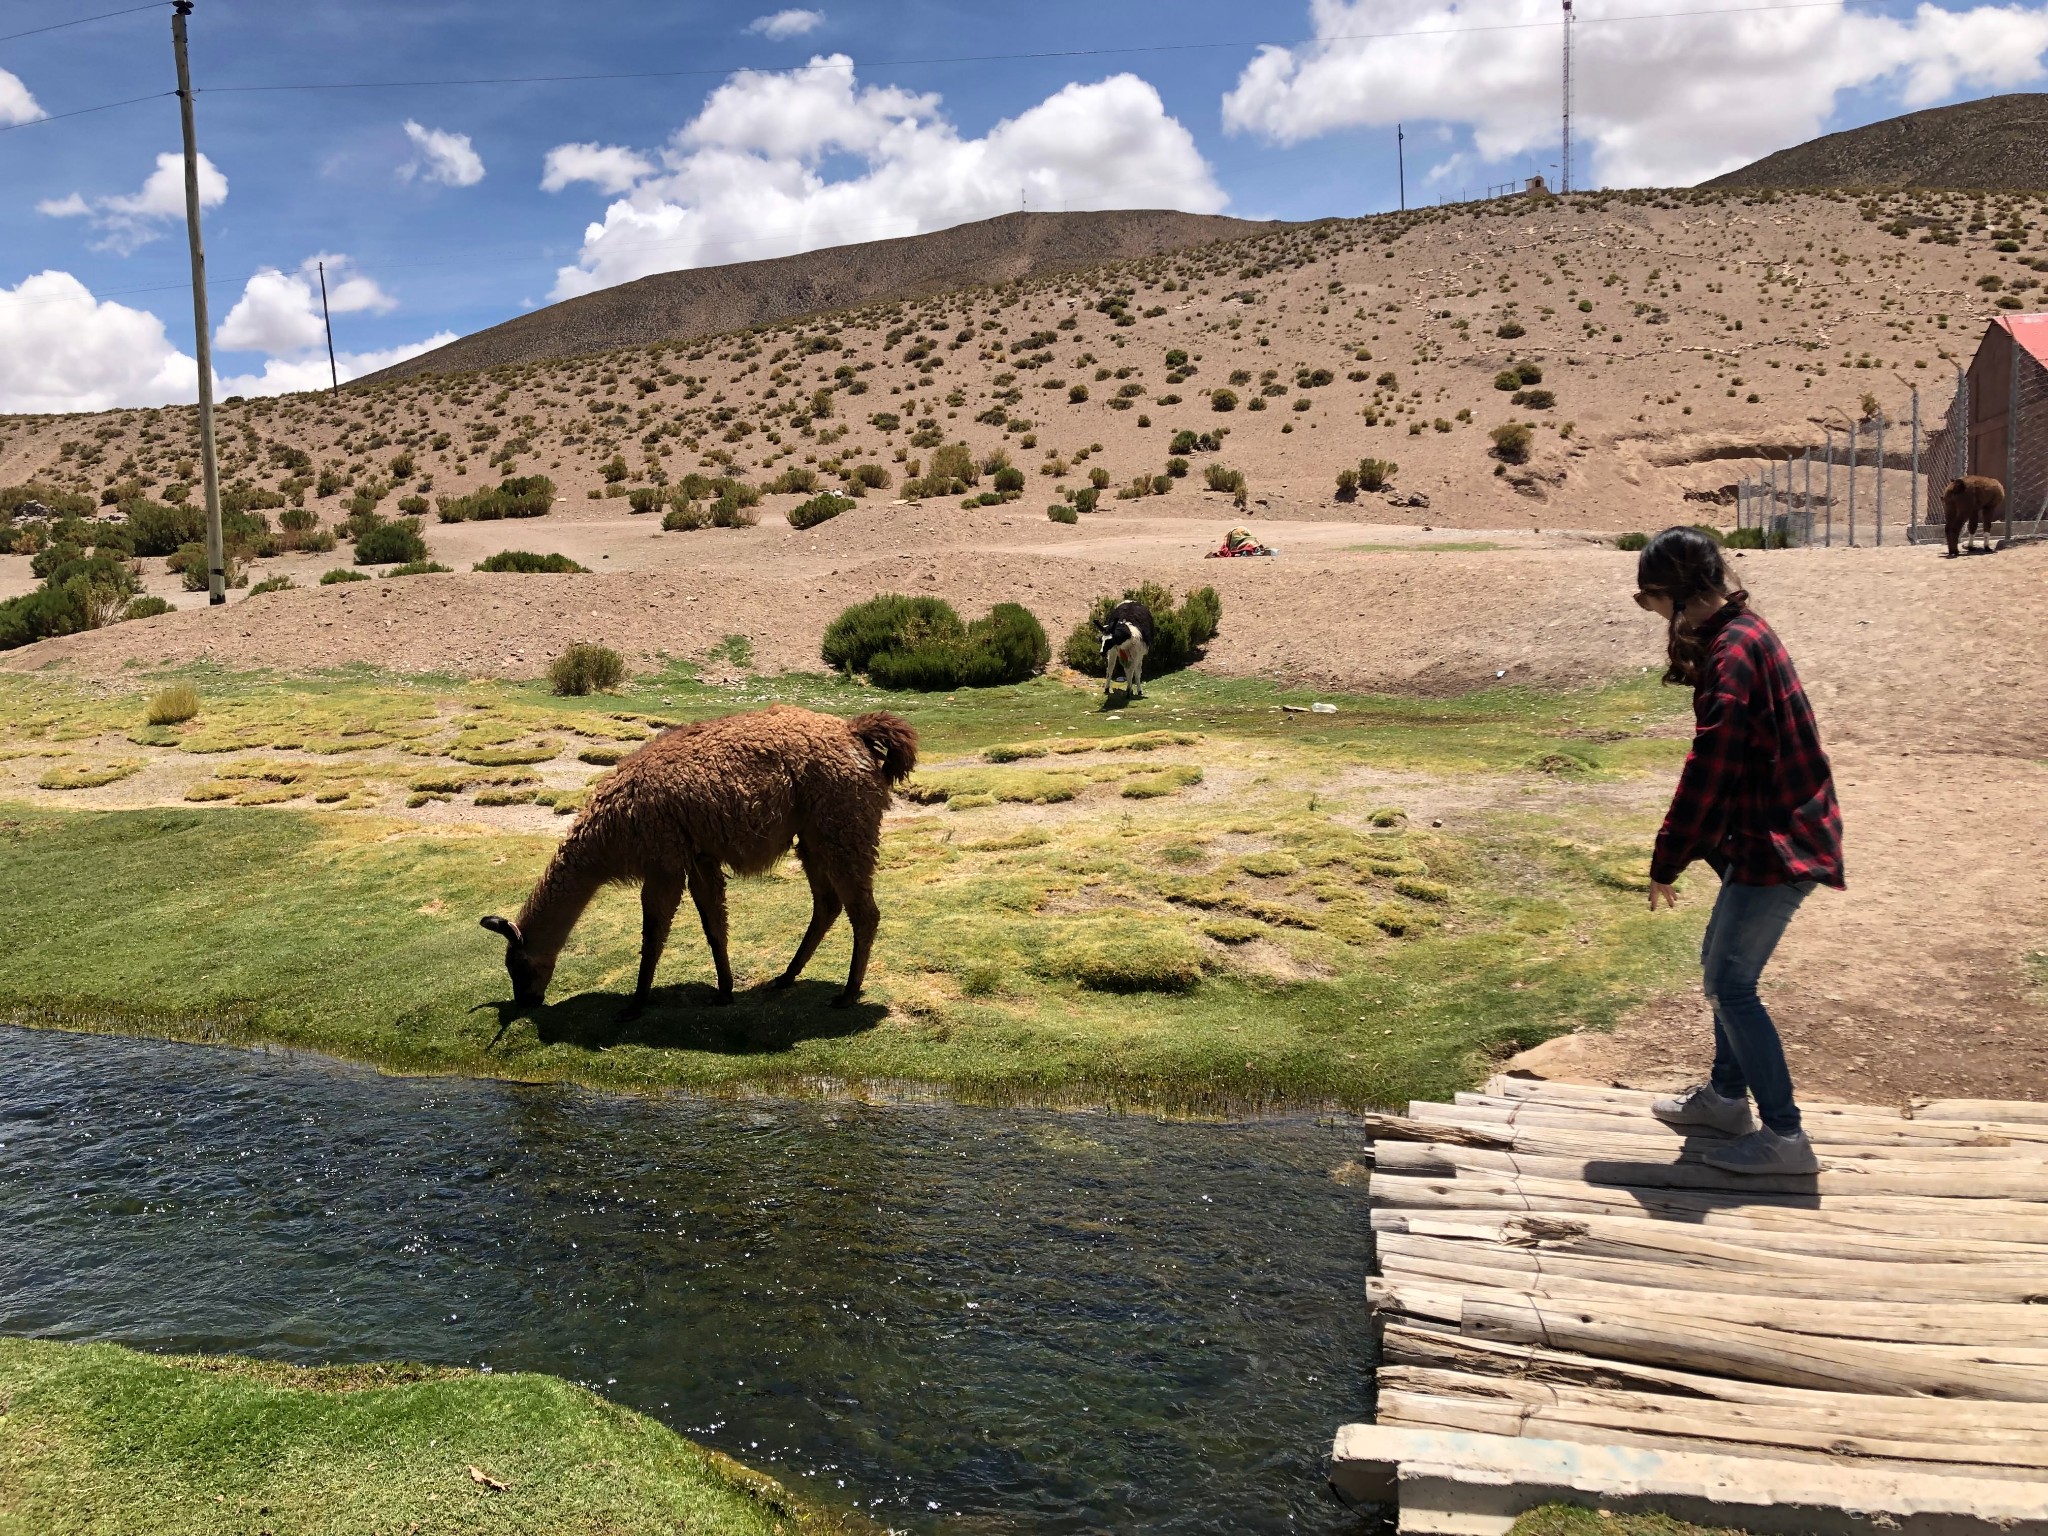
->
<box><xmin>850</xmin><ymin>462</ymin><xmax>892</xmax><ymax>491</ymax></box>
<box><xmin>1496</xmin><ymin>319</ymin><xmax>1526</xmax><ymax>338</ymax></box>
<box><xmin>1493</xmin><ymin>369</ymin><xmax>1522</xmax><ymax>392</ymax></box>
<box><xmin>1166</xmin><ymin>457</ymin><xmax>1189</xmax><ymax>479</ymax></box>
<box><xmin>662</xmin><ymin>503</ymin><xmax>707</xmax><ymax>532</ymax></box>
<box><xmin>1060</xmin><ymin>582</ymin><xmax>1221</xmax><ymax>678</ymax></box>
<box><xmin>174</xmin><ymin>543</ymin><xmax>247</xmax><ymax>592</ymax></box>
<box><xmin>1048</xmin><ymin>503</ymin><xmax>1078</xmax><ymax>524</ymax></box>
<box><xmin>822</xmin><ymin>594</ymin><xmax>962</xmax><ymax>673</ymax></box>
<box><xmin>396</xmin><ymin>495</ymin><xmax>430</xmax><ymax>516</ymax></box>
<box><xmin>474</xmin><ymin>550</ymin><xmax>589</xmax><ymax>573</ymax></box>
<box><xmin>0</xmin><ymin>482</ymin><xmax>93</xmax><ymax>518</ymax></box>
<box><xmin>1511</xmin><ymin>388</ymin><xmax>1555</xmax><ymax>409</ymax></box>
<box><xmin>320</xmin><ymin>568</ymin><xmax>370</xmax><ymax>584</ymax></box>
<box><xmin>353</xmin><ymin>517</ymin><xmax>429</xmax><ymax>565</ymax></box>
<box><xmin>435</xmin><ymin>475</ymin><xmax>556</xmax><ymax>522</ymax></box>
<box><xmin>1489</xmin><ymin>423</ymin><xmax>1533</xmax><ymax>464</ymax></box>
<box><xmin>1209</xmin><ymin>389</ymin><xmax>1238</xmax><ymax>412</ymax></box>
<box><xmin>122</xmin><ymin>595</ymin><xmax>172</xmax><ymax>621</ymax></box>
<box><xmin>788</xmin><ymin>492</ymin><xmax>855</xmax><ymax>530</ymax></box>
<box><xmin>0</xmin><ymin>552</ymin><xmax>138</xmax><ymax>651</ymax></box>
<box><xmin>709</xmin><ymin>490</ymin><xmax>758</xmax><ymax>528</ymax></box>
<box><xmin>246</xmin><ymin>575</ymin><xmax>296</xmax><ymax>595</ymax></box>
<box><xmin>549</xmin><ymin>642</ymin><xmax>626</xmax><ymax>696</ymax></box>
<box><xmin>1357</xmin><ymin>458</ymin><xmax>1397</xmax><ymax>491</ymax></box>
<box><xmin>1615</xmin><ymin>531</ymin><xmax>1649</xmax><ymax>551</ymax></box>
<box><xmin>993</xmin><ymin>465</ymin><xmax>1025</xmax><ymax>493</ymax></box>
<box><xmin>1203</xmin><ymin>463</ymin><xmax>1246</xmax><ymax>494</ymax></box>
<box><xmin>768</xmin><ymin>466</ymin><xmax>819</xmax><ymax>495</ymax></box>
<box><xmin>1071</xmin><ymin>487</ymin><xmax>1100</xmax><ymax>514</ymax></box>
<box><xmin>904</xmin><ymin>442</ymin><xmax>979</xmax><ymax>499</ymax></box>
<box><xmin>822</xmin><ymin>595</ymin><xmax>1048</xmax><ymax>688</ymax></box>
<box><xmin>628</xmin><ymin>486</ymin><xmax>663</xmax><ymax>514</ymax></box>
<box><xmin>1335</xmin><ymin>467</ymin><xmax>1359</xmax><ymax>500</ymax></box>
<box><xmin>1723</xmin><ymin>526</ymin><xmax>1766</xmax><ymax>549</ymax></box>
<box><xmin>125</xmin><ymin>499</ymin><xmax>206</xmax><ymax>557</ymax></box>
<box><xmin>385</xmin><ymin>560</ymin><xmax>454</xmax><ymax>577</ymax></box>
<box><xmin>1068</xmin><ymin>384</ymin><xmax>1089</xmax><ymax>403</ymax></box>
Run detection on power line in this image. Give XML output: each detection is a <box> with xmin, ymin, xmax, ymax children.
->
<box><xmin>0</xmin><ymin>90</ymin><xmax>173</xmax><ymax>133</ymax></box>
<box><xmin>0</xmin><ymin>1</ymin><xmax>163</xmax><ymax>45</ymax></box>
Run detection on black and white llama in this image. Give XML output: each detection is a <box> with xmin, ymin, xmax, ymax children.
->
<box><xmin>1097</xmin><ymin>599</ymin><xmax>1154</xmax><ymax>698</ymax></box>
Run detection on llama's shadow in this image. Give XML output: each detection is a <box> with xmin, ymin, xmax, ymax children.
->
<box><xmin>493</xmin><ymin>979</ymin><xmax>887</xmax><ymax>1056</ymax></box>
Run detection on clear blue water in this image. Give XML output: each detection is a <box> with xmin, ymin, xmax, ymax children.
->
<box><xmin>0</xmin><ymin>1025</ymin><xmax>1375</xmax><ymax>1533</ymax></box>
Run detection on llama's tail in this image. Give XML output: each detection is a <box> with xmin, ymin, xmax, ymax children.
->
<box><xmin>850</xmin><ymin>711</ymin><xmax>918</xmax><ymax>783</ymax></box>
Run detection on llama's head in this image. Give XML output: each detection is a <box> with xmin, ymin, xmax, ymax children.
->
<box><xmin>480</xmin><ymin>914</ymin><xmax>554</xmax><ymax>1005</ymax></box>
<box><xmin>1098</xmin><ymin>620</ymin><xmax>1128</xmax><ymax>660</ymax></box>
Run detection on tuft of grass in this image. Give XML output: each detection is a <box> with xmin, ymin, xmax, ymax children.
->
<box><xmin>1509</xmin><ymin>1505</ymin><xmax>1749</xmax><ymax>1536</ymax></box>
<box><xmin>145</xmin><ymin>683</ymin><xmax>200</xmax><ymax>725</ymax></box>
<box><xmin>474</xmin><ymin>550</ymin><xmax>590</xmax><ymax>574</ymax></box>
<box><xmin>550</xmin><ymin>643</ymin><xmax>626</xmax><ymax>696</ymax></box>
<box><xmin>0</xmin><ymin>1337</ymin><xmax>863</xmax><ymax>1536</ymax></box>
<box><xmin>38</xmin><ymin>760</ymin><xmax>144</xmax><ymax>791</ymax></box>
<box><xmin>1121</xmin><ymin>764</ymin><xmax>1203</xmax><ymax>798</ymax></box>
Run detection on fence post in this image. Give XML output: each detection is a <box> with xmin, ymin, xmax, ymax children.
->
<box><xmin>2007</xmin><ymin>333</ymin><xmax>2021</xmax><ymax>549</ymax></box>
<box><xmin>1875</xmin><ymin>411</ymin><xmax>1885</xmax><ymax>547</ymax></box>
<box><xmin>1910</xmin><ymin>385</ymin><xmax>1920</xmax><ymax>533</ymax></box>
<box><xmin>1848</xmin><ymin>420</ymin><xmax>1859</xmax><ymax>546</ymax></box>
<box><xmin>1804</xmin><ymin>446</ymin><xmax>1813</xmax><ymax>546</ymax></box>
<box><xmin>1824</xmin><ymin>429</ymin><xmax>1834</xmax><ymax>547</ymax></box>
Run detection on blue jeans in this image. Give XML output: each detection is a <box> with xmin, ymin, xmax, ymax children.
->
<box><xmin>1701</xmin><ymin>874</ymin><xmax>1814</xmax><ymax>1135</ymax></box>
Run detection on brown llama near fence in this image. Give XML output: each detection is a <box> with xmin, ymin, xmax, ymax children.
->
<box><xmin>1942</xmin><ymin>474</ymin><xmax>2006</xmax><ymax>557</ymax></box>
<box><xmin>481</xmin><ymin>705</ymin><xmax>917</xmax><ymax>1017</ymax></box>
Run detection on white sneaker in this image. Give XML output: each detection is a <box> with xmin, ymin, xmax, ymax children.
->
<box><xmin>1702</xmin><ymin>1127</ymin><xmax>1820</xmax><ymax>1175</ymax></box>
<box><xmin>1650</xmin><ymin>1083</ymin><xmax>1756</xmax><ymax>1135</ymax></box>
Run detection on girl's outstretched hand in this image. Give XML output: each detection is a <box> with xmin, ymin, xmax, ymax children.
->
<box><xmin>1648</xmin><ymin>880</ymin><xmax>1679</xmax><ymax>911</ymax></box>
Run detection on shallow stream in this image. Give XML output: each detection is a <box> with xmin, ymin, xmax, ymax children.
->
<box><xmin>0</xmin><ymin>1025</ymin><xmax>1373</xmax><ymax>1533</ymax></box>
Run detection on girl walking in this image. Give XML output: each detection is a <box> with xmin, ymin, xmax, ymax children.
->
<box><xmin>1634</xmin><ymin>528</ymin><xmax>1843</xmax><ymax>1174</ymax></box>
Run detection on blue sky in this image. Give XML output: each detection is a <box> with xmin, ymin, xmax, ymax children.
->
<box><xmin>5</xmin><ymin>0</ymin><xmax>2047</xmax><ymax>410</ymax></box>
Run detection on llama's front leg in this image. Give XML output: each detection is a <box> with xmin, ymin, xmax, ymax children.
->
<box><xmin>687</xmin><ymin>860</ymin><xmax>734</xmax><ymax>1003</ymax></box>
<box><xmin>1131</xmin><ymin>652</ymin><xmax>1145</xmax><ymax>698</ymax></box>
<box><xmin>835</xmin><ymin>880</ymin><xmax>881</xmax><ymax>1007</ymax></box>
<box><xmin>623</xmin><ymin>875</ymin><xmax>685</xmax><ymax>1020</ymax></box>
<box><xmin>774</xmin><ymin>850</ymin><xmax>842</xmax><ymax>990</ymax></box>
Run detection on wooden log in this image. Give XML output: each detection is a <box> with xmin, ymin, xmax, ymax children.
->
<box><xmin>1379</xmin><ymin>1365</ymin><xmax>2048</xmax><ymax>1443</ymax></box>
<box><xmin>1364</xmin><ymin>1170</ymin><xmax>2048</xmax><ymax>1242</ymax></box>
<box><xmin>1375</xmin><ymin>1387</ymin><xmax>2048</xmax><ymax>1477</ymax></box>
<box><xmin>1370</xmin><ymin>1209</ymin><xmax>2048</xmax><ymax>1266</ymax></box>
<box><xmin>1457</xmin><ymin>1292</ymin><xmax>2048</xmax><ymax>1400</ymax></box>
<box><xmin>1434</xmin><ymin>1095</ymin><xmax>2048</xmax><ymax>1146</ymax></box>
<box><xmin>1919</xmin><ymin>1098</ymin><xmax>2048</xmax><ymax>1124</ymax></box>
<box><xmin>1367</xmin><ymin>1260</ymin><xmax>2048</xmax><ymax>1340</ymax></box>
<box><xmin>1399</xmin><ymin>1103</ymin><xmax>2048</xmax><ymax>1155</ymax></box>
<box><xmin>1485</xmin><ymin>1076</ymin><xmax>1909</xmax><ymax>1120</ymax></box>
<box><xmin>1373</xmin><ymin>1138</ymin><xmax>2048</xmax><ymax>1200</ymax></box>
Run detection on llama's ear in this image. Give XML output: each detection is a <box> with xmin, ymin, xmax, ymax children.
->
<box><xmin>480</xmin><ymin>914</ymin><xmax>522</xmax><ymax>945</ymax></box>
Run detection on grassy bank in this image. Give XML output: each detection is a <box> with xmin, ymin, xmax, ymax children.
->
<box><xmin>0</xmin><ymin>664</ymin><xmax>1702</xmax><ymax>1110</ymax></box>
<box><xmin>0</xmin><ymin>1337</ymin><xmax>863</xmax><ymax>1536</ymax></box>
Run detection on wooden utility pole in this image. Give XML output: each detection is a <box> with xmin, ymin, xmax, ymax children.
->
<box><xmin>171</xmin><ymin>0</ymin><xmax>224</xmax><ymax>605</ymax></box>
<box><xmin>318</xmin><ymin>260</ymin><xmax>339</xmax><ymax>393</ymax></box>
<box><xmin>1397</xmin><ymin>123</ymin><xmax>1406</xmax><ymax>211</ymax></box>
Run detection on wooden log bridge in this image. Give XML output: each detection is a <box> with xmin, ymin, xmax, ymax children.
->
<box><xmin>1330</xmin><ymin>1075</ymin><xmax>2048</xmax><ymax>1535</ymax></box>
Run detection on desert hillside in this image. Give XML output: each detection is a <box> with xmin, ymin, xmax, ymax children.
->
<box><xmin>1705</xmin><ymin>93</ymin><xmax>2048</xmax><ymax>191</ymax></box>
<box><xmin>3</xmin><ymin>183</ymin><xmax>2030</xmax><ymax>564</ymax></box>
<box><xmin>359</xmin><ymin>209</ymin><xmax>1284</xmax><ymax>381</ymax></box>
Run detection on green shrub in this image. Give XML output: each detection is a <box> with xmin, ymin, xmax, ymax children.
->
<box><xmin>850</xmin><ymin>462</ymin><xmax>892</xmax><ymax>491</ymax></box>
<box><xmin>1335</xmin><ymin>467</ymin><xmax>1359</xmax><ymax>499</ymax></box>
<box><xmin>993</xmin><ymin>466</ymin><xmax>1025</xmax><ymax>493</ymax></box>
<box><xmin>396</xmin><ymin>495</ymin><xmax>430</xmax><ymax>516</ymax></box>
<box><xmin>1209</xmin><ymin>389</ymin><xmax>1238</xmax><ymax>412</ymax></box>
<box><xmin>1069</xmin><ymin>384</ymin><xmax>1089</xmax><ymax>403</ymax></box>
<box><xmin>121</xmin><ymin>595</ymin><xmax>172</xmax><ymax>621</ymax></box>
<box><xmin>903</xmin><ymin>442</ymin><xmax>978</xmax><ymax>499</ymax></box>
<box><xmin>1615</xmin><ymin>531</ymin><xmax>1648</xmax><ymax>551</ymax></box>
<box><xmin>662</xmin><ymin>503</ymin><xmax>707</xmax><ymax>532</ymax></box>
<box><xmin>788</xmin><ymin>492</ymin><xmax>855</xmax><ymax>530</ymax></box>
<box><xmin>1723</xmin><ymin>526</ymin><xmax>1766</xmax><ymax>549</ymax></box>
<box><xmin>124</xmin><ymin>500</ymin><xmax>206</xmax><ymax>557</ymax></box>
<box><xmin>822</xmin><ymin>595</ymin><xmax>1047</xmax><ymax>689</ymax></box>
<box><xmin>353</xmin><ymin>518</ymin><xmax>429</xmax><ymax>565</ymax></box>
<box><xmin>435</xmin><ymin>476</ymin><xmax>556</xmax><ymax>522</ymax></box>
<box><xmin>246</xmin><ymin>575</ymin><xmax>296</xmax><ymax>596</ymax></box>
<box><xmin>1358</xmin><ymin>458</ymin><xmax>1397</xmax><ymax>491</ymax></box>
<box><xmin>1493</xmin><ymin>369</ymin><xmax>1522</xmax><ymax>392</ymax></box>
<box><xmin>146</xmin><ymin>683</ymin><xmax>201</xmax><ymax>724</ymax></box>
<box><xmin>768</xmin><ymin>466</ymin><xmax>819</xmax><ymax>495</ymax></box>
<box><xmin>0</xmin><ymin>552</ymin><xmax>138</xmax><ymax>651</ymax></box>
<box><xmin>1048</xmin><ymin>503</ymin><xmax>1078</xmax><ymax>524</ymax></box>
<box><xmin>1203</xmin><ymin>463</ymin><xmax>1246</xmax><ymax>494</ymax></box>
<box><xmin>1072</xmin><ymin>486</ymin><xmax>1100</xmax><ymax>514</ymax></box>
<box><xmin>473</xmin><ymin>550</ymin><xmax>589</xmax><ymax>573</ymax></box>
<box><xmin>0</xmin><ymin>482</ymin><xmax>94</xmax><ymax>518</ymax></box>
<box><xmin>1496</xmin><ymin>319</ymin><xmax>1526</xmax><ymax>338</ymax></box>
<box><xmin>1060</xmin><ymin>582</ymin><xmax>1222</xmax><ymax>678</ymax></box>
<box><xmin>1689</xmin><ymin>524</ymin><xmax>1729</xmax><ymax>545</ymax></box>
<box><xmin>628</xmin><ymin>486</ymin><xmax>663</xmax><ymax>515</ymax></box>
<box><xmin>548</xmin><ymin>642</ymin><xmax>626</xmax><ymax>696</ymax></box>
<box><xmin>384</xmin><ymin>560</ymin><xmax>453</xmax><ymax>577</ymax></box>
<box><xmin>1489</xmin><ymin>423</ymin><xmax>1533</xmax><ymax>464</ymax></box>
<box><xmin>319</xmin><ymin>568</ymin><xmax>370</xmax><ymax>585</ymax></box>
<box><xmin>1511</xmin><ymin>388</ymin><xmax>1555</xmax><ymax>409</ymax></box>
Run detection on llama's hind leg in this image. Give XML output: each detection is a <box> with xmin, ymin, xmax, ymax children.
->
<box><xmin>774</xmin><ymin>845</ymin><xmax>843</xmax><ymax>990</ymax></box>
<box><xmin>687</xmin><ymin>858</ymin><xmax>734</xmax><ymax>1003</ymax></box>
<box><xmin>622</xmin><ymin>874</ymin><xmax>684</xmax><ymax>1020</ymax></box>
<box><xmin>832</xmin><ymin>871</ymin><xmax>881</xmax><ymax>1008</ymax></box>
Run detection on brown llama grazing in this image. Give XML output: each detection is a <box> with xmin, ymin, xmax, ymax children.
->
<box><xmin>481</xmin><ymin>705</ymin><xmax>917</xmax><ymax>1017</ymax></box>
<box><xmin>1943</xmin><ymin>474</ymin><xmax>2006</xmax><ymax>557</ymax></box>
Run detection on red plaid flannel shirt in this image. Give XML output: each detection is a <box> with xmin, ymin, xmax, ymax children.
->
<box><xmin>1650</xmin><ymin>605</ymin><xmax>1844</xmax><ymax>889</ymax></box>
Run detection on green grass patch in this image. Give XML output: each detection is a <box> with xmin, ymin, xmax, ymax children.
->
<box><xmin>0</xmin><ymin>1336</ymin><xmax>862</xmax><ymax>1536</ymax></box>
<box><xmin>1510</xmin><ymin>1506</ymin><xmax>1750</xmax><ymax>1536</ymax></box>
<box><xmin>0</xmin><ymin>663</ymin><xmax>1700</xmax><ymax>1111</ymax></box>
<box><xmin>36</xmin><ymin>760</ymin><xmax>144</xmax><ymax>791</ymax></box>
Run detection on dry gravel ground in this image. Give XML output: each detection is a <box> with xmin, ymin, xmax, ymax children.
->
<box><xmin>7</xmin><ymin>508</ymin><xmax>2044</xmax><ymax>1102</ymax></box>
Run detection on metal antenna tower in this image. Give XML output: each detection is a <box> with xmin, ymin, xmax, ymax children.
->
<box><xmin>1560</xmin><ymin>0</ymin><xmax>1574</xmax><ymax>194</ymax></box>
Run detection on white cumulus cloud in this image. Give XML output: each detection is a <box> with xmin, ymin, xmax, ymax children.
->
<box><xmin>38</xmin><ymin>151</ymin><xmax>228</xmax><ymax>255</ymax></box>
<box><xmin>216</xmin><ymin>333</ymin><xmax>459</xmax><ymax>399</ymax></box>
<box><xmin>0</xmin><ymin>271</ymin><xmax>196</xmax><ymax>413</ymax></box>
<box><xmin>747</xmin><ymin>8</ymin><xmax>825</xmax><ymax>39</ymax></box>
<box><xmin>1221</xmin><ymin>0</ymin><xmax>2048</xmax><ymax>188</ymax></box>
<box><xmin>541</xmin><ymin>141</ymin><xmax>658</xmax><ymax>194</ymax></box>
<box><xmin>0</xmin><ymin>67</ymin><xmax>44</xmax><ymax>126</ymax></box>
<box><xmin>215</xmin><ymin>255</ymin><xmax>398</xmax><ymax>356</ymax></box>
<box><xmin>549</xmin><ymin>60</ymin><xmax>1224</xmax><ymax>298</ymax></box>
<box><xmin>399</xmin><ymin>120</ymin><xmax>485</xmax><ymax>187</ymax></box>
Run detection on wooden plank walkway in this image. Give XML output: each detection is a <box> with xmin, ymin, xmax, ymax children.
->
<box><xmin>1331</xmin><ymin>1075</ymin><xmax>2048</xmax><ymax>1534</ymax></box>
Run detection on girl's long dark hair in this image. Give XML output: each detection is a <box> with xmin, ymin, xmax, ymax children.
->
<box><xmin>1637</xmin><ymin>527</ymin><xmax>1745</xmax><ymax>687</ymax></box>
